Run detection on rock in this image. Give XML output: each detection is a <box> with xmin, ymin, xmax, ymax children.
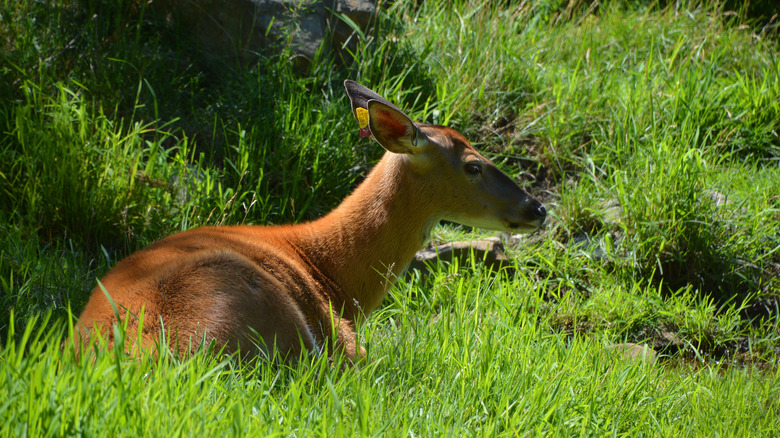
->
<box><xmin>708</xmin><ymin>190</ymin><xmax>730</xmax><ymax>207</ymax></box>
<box><xmin>654</xmin><ymin>324</ymin><xmax>686</xmax><ymax>352</ymax></box>
<box><xmin>408</xmin><ymin>238</ymin><xmax>512</xmax><ymax>274</ymax></box>
<box><xmin>153</xmin><ymin>0</ymin><xmax>378</xmax><ymax>68</ymax></box>
<box><xmin>609</xmin><ymin>342</ymin><xmax>657</xmax><ymax>364</ymax></box>
<box><xmin>600</xmin><ymin>199</ymin><xmax>622</xmax><ymax>223</ymax></box>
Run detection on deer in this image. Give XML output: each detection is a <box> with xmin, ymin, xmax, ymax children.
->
<box><xmin>76</xmin><ymin>80</ymin><xmax>547</xmax><ymax>361</ymax></box>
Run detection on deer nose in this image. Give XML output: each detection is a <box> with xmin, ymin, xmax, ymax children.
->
<box><xmin>533</xmin><ymin>203</ymin><xmax>547</xmax><ymax>220</ymax></box>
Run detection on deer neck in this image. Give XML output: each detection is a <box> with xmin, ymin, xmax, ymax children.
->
<box><xmin>295</xmin><ymin>152</ymin><xmax>436</xmax><ymax>316</ymax></box>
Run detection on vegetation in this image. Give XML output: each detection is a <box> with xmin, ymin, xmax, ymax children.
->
<box><xmin>1</xmin><ymin>0</ymin><xmax>778</xmax><ymax>435</ymax></box>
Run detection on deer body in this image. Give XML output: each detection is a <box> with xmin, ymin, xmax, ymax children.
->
<box><xmin>77</xmin><ymin>81</ymin><xmax>546</xmax><ymax>360</ymax></box>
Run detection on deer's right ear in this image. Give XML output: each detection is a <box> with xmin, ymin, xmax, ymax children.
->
<box><xmin>367</xmin><ymin>100</ymin><xmax>429</xmax><ymax>155</ymax></box>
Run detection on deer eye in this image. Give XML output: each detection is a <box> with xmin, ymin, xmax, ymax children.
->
<box><xmin>464</xmin><ymin>162</ymin><xmax>483</xmax><ymax>176</ymax></box>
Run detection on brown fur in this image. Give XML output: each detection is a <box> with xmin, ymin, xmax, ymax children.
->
<box><xmin>76</xmin><ymin>82</ymin><xmax>546</xmax><ymax>361</ymax></box>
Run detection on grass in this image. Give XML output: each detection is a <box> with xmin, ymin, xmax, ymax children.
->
<box><xmin>2</xmin><ymin>288</ymin><xmax>778</xmax><ymax>436</ymax></box>
<box><xmin>1</xmin><ymin>0</ymin><xmax>779</xmax><ymax>435</ymax></box>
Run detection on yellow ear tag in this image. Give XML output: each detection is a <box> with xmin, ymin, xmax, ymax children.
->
<box><xmin>356</xmin><ymin>107</ymin><xmax>369</xmax><ymax>128</ymax></box>
<box><xmin>356</xmin><ymin>107</ymin><xmax>371</xmax><ymax>137</ymax></box>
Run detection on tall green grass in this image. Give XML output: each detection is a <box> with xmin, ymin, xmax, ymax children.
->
<box><xmin>2</xmin><ymin>274</ymin><xmax>778</xmax><ymax>436</ymax></box>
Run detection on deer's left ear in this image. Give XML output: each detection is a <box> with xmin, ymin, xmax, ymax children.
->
<box><xmin>367</xmin><ymin>100</ymin><xmax>429</xmax><ymax>155</ymax></box>
<box><xmin>344</xmin><ymin>80</ymin><xmax>404</xmax><ymax>124</ymax></box>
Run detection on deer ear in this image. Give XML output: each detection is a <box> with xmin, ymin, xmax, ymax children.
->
<box><xmin>344</xmin><ymin>80</ymin><xmax>405</xmax><ymax>126</ymax></box>
<box><xmin>367</xmin><ymin>100</ymin><xmax>428</xmax><ymax>155</ymax></box>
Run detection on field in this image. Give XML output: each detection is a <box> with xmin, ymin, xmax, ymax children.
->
<box><xmin>1</xmin><ymin>0</ymin><xmax>779</xmax><ymax>435</ymax></box>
